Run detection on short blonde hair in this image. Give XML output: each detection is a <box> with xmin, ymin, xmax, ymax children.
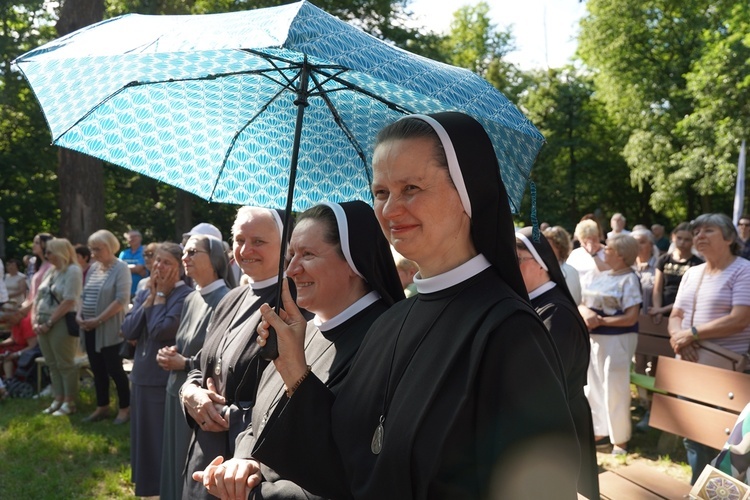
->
<box><xmin>45</xmin><ymin>238</ymin><xmax>77</xmax><ymax>269</ymax></box>
<box><xmin>88</xmin><ymin>229</ymin><xmax>121</xmax><ymax>254</ymax></box>
<box><xmin>606</xmin><ymin>234</ymin><xmax>639</xmax><ymax>267</ymax></box>
<box><xmin>574</xmin><ymin>219</ymin><xmax>600</xmax><ymax>242</ymax></box>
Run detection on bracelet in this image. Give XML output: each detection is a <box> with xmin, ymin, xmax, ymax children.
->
<box><xmin>285</xmin><ymin>365</ymin><xmax>312</xmax><ymax>398</ymax></box>
<box><xmin>691</xmin><ymin>326</ymin><xmax>699</xmax><ymax>341</ymax></box>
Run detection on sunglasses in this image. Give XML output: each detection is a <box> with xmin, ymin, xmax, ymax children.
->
<box><xmin>183</xmin><ymin>249</ymin><xmax>209</xmax><ymax>258</ymax></box>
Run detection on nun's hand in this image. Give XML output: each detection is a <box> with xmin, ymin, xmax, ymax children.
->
<box><xmin>257</xmin><ymin>279</ymin><xmax>308</xmax><ymax>390</ymax></box>
<box><xmin>194</xmin><ymin>457</ymin><xmax>263</xmax><ymax>500</ymax></box>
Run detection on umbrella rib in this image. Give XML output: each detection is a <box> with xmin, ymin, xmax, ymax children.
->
<box><xmin>208</xmin><ymin>84</ymin><xmax>291</xmax><ymax>202</ymax></box>
<box><xmin>308</xmin><ymin>71</ymin><xmax>373</xmax><ymax>201</ymax></box>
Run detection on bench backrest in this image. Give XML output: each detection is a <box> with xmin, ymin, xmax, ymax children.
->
<box><xmin>649</xmin><ymin>356</ymin><xmax>750</xmax><ymax>449</ymax></box>
<box><xmin>635</xmin><ymin>313</ymin><xmax>674</xmax><ymax>359</ymax></box>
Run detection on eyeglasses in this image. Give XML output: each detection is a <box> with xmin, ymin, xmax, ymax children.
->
<box><xmin>144</xmin><ymin>252</ymin><xmax>155</xmax><ymax>258</ymax></box>
<box><xmin>517</xmin><ymin>256</ymin><xmax>537</xmax><ymax>264</ymax></box>
<box><xmin>739</xmin><ymin>223</ymin><xmax>750</xmax><ymax>227</ymax></box>
<box><xmin>183</xmin><ymin>249</ymin><xmax>208</xmax><ymax>258</ymax></box>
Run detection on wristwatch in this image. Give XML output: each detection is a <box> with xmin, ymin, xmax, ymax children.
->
<box><xmin>691</xmin><ymin>326</ymin><xmax>699</xmax><ymax>340</ymax></box>
<box><xmin>156</xmin><ymin>291</ymin><xmax>166</xmax><ymax>298</ymax></box>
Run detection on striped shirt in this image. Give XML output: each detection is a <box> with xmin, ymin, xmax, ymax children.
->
<box><xmin>674</xmin><ymin>257</ymin><xmax>750</xmax><ymax>354</ymax></box>
<box><xmin>81</xmin><ymin>266</ymin><xmax>111</xmax><ymax>321</ymax></box>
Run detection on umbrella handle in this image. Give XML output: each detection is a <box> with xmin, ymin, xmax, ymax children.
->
<box><xmin>259</xmin><ymin>326</ymin><xmax>279</xmax><ymax>361</ymax></box>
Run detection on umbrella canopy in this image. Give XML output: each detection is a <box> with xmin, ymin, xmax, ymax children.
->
<box><xmin>13</xmin><ymin>0</ymin><xmax>543</xmax><ymax>213</ymax></box>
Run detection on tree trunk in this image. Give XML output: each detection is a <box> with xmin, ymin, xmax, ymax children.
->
<box><xmin>175</xmin><ymin>190</ymin><xmax>194</xmax><ymax>242</ymax></box>
<box><xmin>56</xmin><ymin>0</ymin><xmax>105</xmax><ymax>244</ymax></box>
<box><xmin>58</xmin><ymin>149</ymin><xmax>105</xmax><ymax>245</ymax></box>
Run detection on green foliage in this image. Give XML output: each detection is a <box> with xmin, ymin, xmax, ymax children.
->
<box><xmin>519</xmin><ymin>67</ymin><xmax>646</xmax><ymax>230</ymax></box>
<box><xmin>0</xmin><ymin>1</ymin><xmax>60</xmax><ymax>259</ymax></box>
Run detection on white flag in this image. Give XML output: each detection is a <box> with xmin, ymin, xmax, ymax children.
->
<box><xmin>733</xmin><ymin>140</ymin><xmax>746</xmax><ymax>227</ymax></box>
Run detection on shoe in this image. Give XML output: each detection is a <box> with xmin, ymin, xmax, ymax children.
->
<box><xmin>52</xmin><ymin>402</ymin><xmax>76</xmax><ymax>416</ymax></box>
<box><xmin>82</xmin><ymin>410</ymin><xmax>111</xmax><ymax>423</ymax></box>
<box><xmin>42</xmin><ymin>400</ymin><xmax>63</xmax><ymax>414</ymax></box>
<box><xmin>611</xmin><ymin>445</ymin><xmax>628</xmax><ymax>456</ymax></box>
<box><xmin>113</xmin><ymin>413</ymin><xmax>130</xmax><ymax>425</ymax></box>
<box><xmin>594</xmin><ymin>436</ymin><xmax>610</xmax><ymax>447</ymax></box>
<box><xmin>635</xmin><ymin>411</ymin><xmax>651</xmax><ymax>432</ymax></box>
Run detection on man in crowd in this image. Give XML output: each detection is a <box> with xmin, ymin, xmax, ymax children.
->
<box><xmin>738</xmin><ymin>216</ymin><xmax>750</xmax><ymax>260</ymax></box>
<box><xmin>120</xmin><ymin>229</ymin><xmax>147</xmax><ymax>297</ymax></box>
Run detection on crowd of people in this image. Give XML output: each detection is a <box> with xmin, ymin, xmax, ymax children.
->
<box><xmin>1</xmin><ymin>113</ymin><xmax>750</xmax><ymax>498</ymax></box>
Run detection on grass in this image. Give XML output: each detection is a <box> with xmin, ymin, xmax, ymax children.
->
<box><xmin>0</xmin><ymin>382</ymin><xmax>693</xmax><ymax>498</ymax></box>
<box><xmin>0</xmin><ymin>384</ymin><xmax>135</xmax><ymax>499</ymax></box>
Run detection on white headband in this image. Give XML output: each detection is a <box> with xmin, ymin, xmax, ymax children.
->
<box><xmin>515</xmin><ymin>231</ymin><xmax>549</xmax><ymax>271</ymax></box>
<box><xmin>402</xmin><ymin>114</ymin><xmax>472</xmax><ymax>218</ymax></box>
<box><xmin>321</xmin><ymin>202</ymin><xmax>364</xmax><ymax>279</ymax></box>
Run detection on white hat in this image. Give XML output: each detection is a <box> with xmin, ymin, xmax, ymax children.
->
<box><xmin>183</xmin><ymin>222</ymin><xmax>222</xmax><ymax>241</ymax></box>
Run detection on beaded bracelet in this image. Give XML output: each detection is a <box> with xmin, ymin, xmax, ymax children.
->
<box><xmin>285</xmin><ymin>365</ymin><xmax>312</xmax><ymax>398</ymax></box>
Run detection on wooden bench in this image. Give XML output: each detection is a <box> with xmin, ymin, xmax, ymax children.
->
<box><xmin>631</xmin><ymin>313</ymin><xmax>674</xmax><ymax>392</ymax></box>
<box><xmin>599</xmin><ymin>356</ymin><xmax>750</xmax><ymax>499</ymax></box>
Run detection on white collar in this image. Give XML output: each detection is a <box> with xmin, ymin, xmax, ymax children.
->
<box><xmin>197</xmin><ymin>279</ymin><xmax>224</xmax><ymax>296</ymax></box>
<box><xmin>528</xmin><ymin>281</ymin><xmax>556</xmax><ymax>300</ymax></box>
<box><xmin>314</xmin><ymin>291</ymin><xmax>380</xmax><ymax>331</ymax></box>
<box><xmin>413</xmin><ymin>254</ymin><xmax>491</xmax><ymax>294</ymax></box>
<box><xmin>249</xmin><ymin>275</ymin><xmax>278</xmax><ymax>290</ymax></box>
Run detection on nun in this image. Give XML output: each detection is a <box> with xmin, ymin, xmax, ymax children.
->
<box><xmin>516</xmin><ymin>226</ymin><xmax>598</xmax><ymax>500</ymax></box>
<box><xmin>195</xmin><ymin>201</ymin><xmax>405</xmax><ymax>499</ymax></box>
<box><xmin>178</xmin><ymin>206</ymin><xmax>296</xmax><ymax>500</ymax></box>
<box><xmin>231</xmin><ymin>112</ymin><xmax>579</xmax><ymax>499</ymax></box>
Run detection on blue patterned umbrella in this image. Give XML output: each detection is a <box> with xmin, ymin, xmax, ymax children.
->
<box><xmin>13</xmin><ymin>0</ymin><xmax>543</xmax><ymax>213</ymax></box>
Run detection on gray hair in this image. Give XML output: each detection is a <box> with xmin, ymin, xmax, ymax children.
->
<box><xmin>606</xmin><ymin>234</ymin><xmax>639</xmax><ymax>267</ymax></box>
<box><xmin>691</xmin><ymin>213</ymin><xmax>741</xmax><ymax>255</ymax></box>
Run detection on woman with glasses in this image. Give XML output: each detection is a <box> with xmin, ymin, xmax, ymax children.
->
<box><xmin>136</xmin><ymin>242</ymin><xmax>159</xmax><ymax>293</ymax></box>
<box><xmin>156</xmin><ymin>235</ymin><xmax>236</xmax><ymax>500</ymax></box>
<box><xmin>33</xmin><ymin>238</ymin><xmax>82</xmax><ymax>416</ymax></box>
<box><xmin>121</xmin><ymin>242</ymin><xmax>192</xmax><ymax>498</ymax></box>
<box><xmin>78</xmin><ymin>230</ymin><xmax>132</xmax><ymax>424</ymax></box>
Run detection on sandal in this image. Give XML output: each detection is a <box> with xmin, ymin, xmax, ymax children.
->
<box><xmin>52</xmin><ymin>402</ymin><xmax>76</xmax><ymax>416</ymax></box>
<box><xmin>42</xmin><ymin>400</ymin><xmax>63</xmax><ymax>414</ymax></box>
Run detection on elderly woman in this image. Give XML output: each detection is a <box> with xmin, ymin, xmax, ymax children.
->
<box><xmin>78</xmin><ymin>230</ymin><xmax>132</xmax><ymax>424</ymax></box>
<box><xmin>32</xmin><ymin>238</ymin><xmax>82</xmax><ymax>416</ymax></box>
<box><xmin>544</xmin><ymin>225</ymin><xmax>582</xmax><ymax>304</ymax></box>
<box><xmin>195</xmin><ymin>201</ymin><xmax>405</xmax><ymax>499</ymax></box>
<box><xmin>179</xmin><ymin>206</ymin><xmax>292</xmax><ymax>500</ymax></box>
<box><xmin>668</xmin><ymin>213</ymin><xmax>750</xmax><ymax>483</ymax></box>
<box><xmin>578</xmin><ymin>233</ymin><xmax>642</xmax><ymax>455</ymax></box>
<box><xmin>121</xmin><ymin>242</ymin><xmax>192</xmax><ymax>498</ymax></box>
<box><xmin>515</xmin><ymin>227</ymin><xmax>598</xmax><ymax>499</ymax></box>
<box><xmin>567</xmin><ymin>219</ymin><xmax>609</xmax><ymax>281</ymax></box>
<box><xmin>156</xmin><ymin>235</ymin><xmax>235</xmax><ymax>500</ymax></box>
<box><xmin>233</xmin><ymin>113</ymin><xmax>579</xmax><ymax>498</ymax></box>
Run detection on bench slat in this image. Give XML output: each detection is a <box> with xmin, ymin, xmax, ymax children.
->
<box><xmin>654</xmin><ymin>356</ymin><xmax>750</xmax><ymax>413</ymax></box>
<box><xmin>598</xmin><ymin>470</ymin><xmax>664</xmax><ymax>499</ymax></box>
<box><xmin>650</xmin><ymin>393</ymin><xmax>736</xmax><ymax>449</ymax></box>
<box><xmin>613</xmin><ymin>463</ymin><xmax>691</xmax><ymax>499</ymax></box>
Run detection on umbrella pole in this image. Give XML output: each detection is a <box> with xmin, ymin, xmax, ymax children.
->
<box><xmin>260</xmin><ymin>58</ymin><xmax>311</xmax><ymax>361</ymax></box>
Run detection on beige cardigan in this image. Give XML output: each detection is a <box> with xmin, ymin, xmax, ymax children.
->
<box><xmin>82</xmin><ymin>259</ymin><xmax>131</xmax><ymax>352</ymax></box>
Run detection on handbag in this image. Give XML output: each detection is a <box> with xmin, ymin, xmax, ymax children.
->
<box><xmin>118</xmin><ymin>341</ymin><xmax>135</xmax><ymax>360</ymax></box>
<box><xmin>696</xmin><ymin>340</ymin><xmax>750</xmax><ymax>372</ymax></box>
<box><xmin>690</xmin><ymin>269</ymin><xmax>749</xmax><ymax>372</ymax></box>
<box><xmin>49</xmin><ymin>292</ymin><xmax>80</xmax><ymax>337</ymax></box>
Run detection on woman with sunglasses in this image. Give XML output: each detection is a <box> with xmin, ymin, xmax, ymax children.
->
<box><xmin>121</xmin><ymin>242</ymin><xmax>192</xmax><ymax>498</ymax></box>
